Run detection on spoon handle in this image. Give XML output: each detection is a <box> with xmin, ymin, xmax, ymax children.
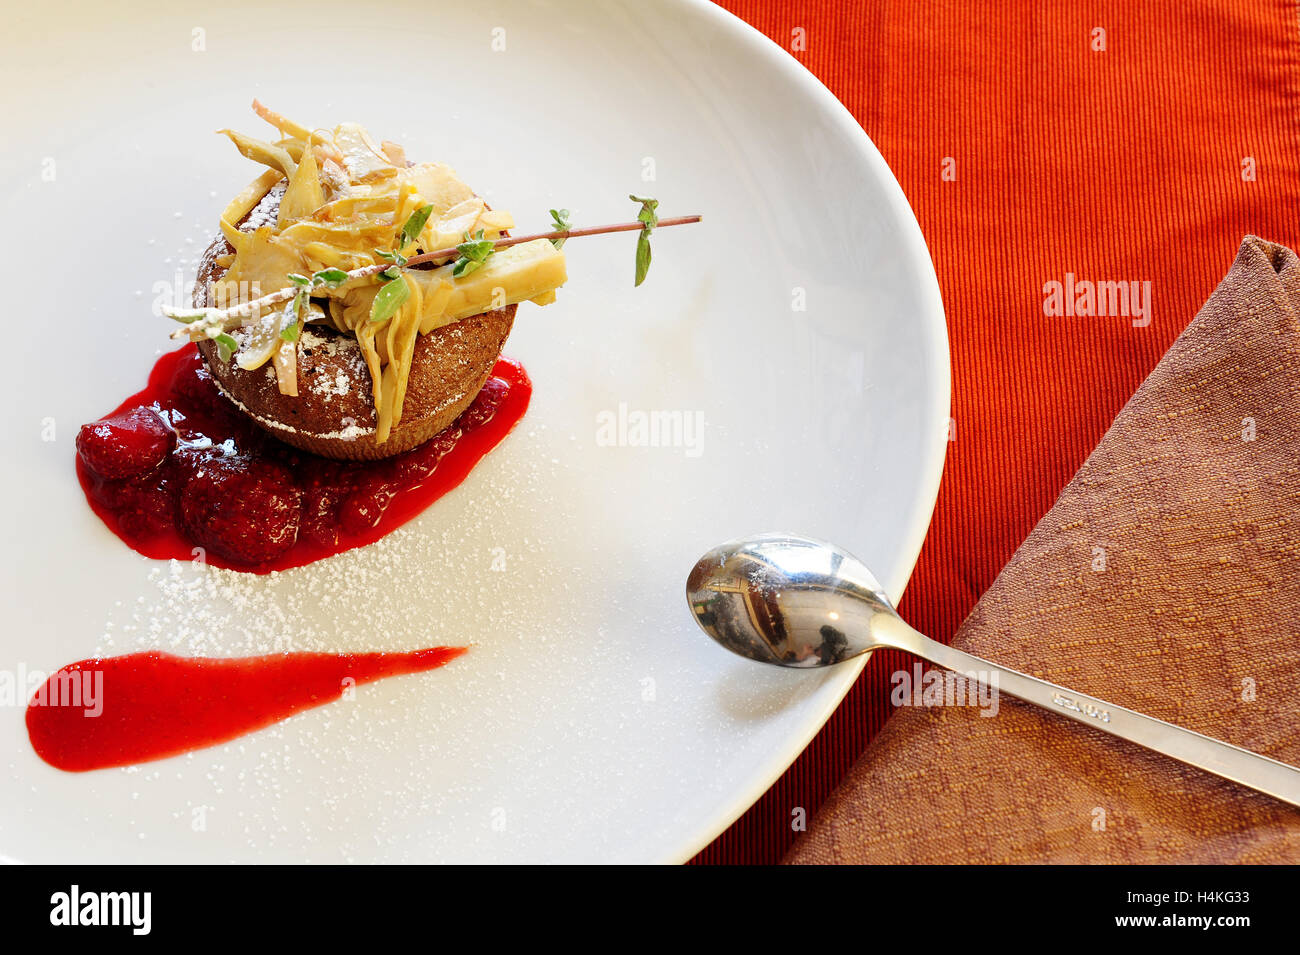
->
<box><xmin>886</xmin><ymin>622</ymin><xmax>1300</xmax><ymax>809</ymax></box>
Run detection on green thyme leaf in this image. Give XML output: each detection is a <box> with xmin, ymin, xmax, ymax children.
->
<box><xmin>287</xmin><ymin>273</ymin><xmax>311</xmax><ymax>287</ymax></box>
<box><xmin>373</xmin><ymin>249</ymin><xmax>409</xmax><ymax>266</ymax></box>
<box><xmin>452</xmin><ymin>258</ymin><xmax>482</xmax><ymax>278</ymax></box>
<box><xmin>399</xmin><ymin>204</ymin><xmax>435</xmax><ymax>248</ymax></box>
<box><xmin>369</xmin><ymin>276</ymin><xmax>410</xmax><ymax>324</ymax></box>
<box><xmin>312</xmin><ymin>267</ymin><xmax>348</xmax><ymax>288</ymax></box>
<box><xmin>452</xmin><ymin>230</ymin><xmax>496</xmax><ymax>278</ymax></box>
<box><xmin>214</xmin><ymin>332</ymin><xmax>239</xmax><ymax>363</ymax></box>
<box><xmin>634</xmin><ymin>232</ymin><xmax>652</xmax><ymax>287</ymax></box>
<box><xmin>549</xmin><ymin>208</ymin><xmax>571</xmax><ymax>249</ymax></box>
<box><xmin>630</xmin><ymin>194</ymin><xmax>659</xmax><ymax>231</ymax></box>
<box><xmin>629</xmin><ymin>195</ymin><xmax>659</xmax><ymax>286</ymax></box>
<box><xmin>280</xmin><ymin>292</ymin><xmax>306</xmax><ymax>341</ymax></box>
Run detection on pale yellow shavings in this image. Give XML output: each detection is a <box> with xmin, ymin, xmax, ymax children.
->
<box><xmin>277</xmin><ymin>140</ymin><xmax>325</xmax><ymax>227</ymax></box>
<box><xmin>219</xmin><ymin>128</ymin><xmax>297</xmax><ymax>179</ymax></box>
<box><xmin>214</xmin><ymin>104</ymin><xmax>569</xmax><ymax>442</ymax></box>
<box><xmin>221</xmin><ymin>168</ymin><xmax>283</xmax><ymax>237</ymax></box>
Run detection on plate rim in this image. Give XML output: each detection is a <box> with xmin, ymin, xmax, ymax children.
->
<box><xmin>660</xmin><ymin>0</ymin><xmax>951</xmax><ymax>864</ymax></box>
<box><xmin>0</xmin><ymin>0</ymin><xmax>951</xmax><ymax>866</ymax></box>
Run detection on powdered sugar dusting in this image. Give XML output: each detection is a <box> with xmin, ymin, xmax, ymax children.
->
<box><xmin>208</xmin><ymin>374</ymin><xmax>376</xmax><ymax>439</ymax></box>
<box><xmin>301</xmin><ymin>326</ymin><xmax>361</xmax><ymax>402</ymax></box>
<box><xmin>97</xmin><ymin>424</ymin><xmax>569</xmax><ymax>661</ymax></box>
<box><xmin>81</xmin><ymin>425</ymin><xmax>624</xmax><ymax>860</ymax></box>
<box><xmin>314</xmin><ymin>372</ymin><xmax>351</xmax><ymax>398</ymax></box>
<box><xmin>241</xmin><ymin>181</ymin><xmax>287</xmax><ymax>233</ymax></box>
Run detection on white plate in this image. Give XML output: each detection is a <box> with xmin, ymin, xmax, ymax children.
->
<box><xmin>0</xmin><ymin>0</ymin><xmax>947</xmax><ymax>863</ymax></box>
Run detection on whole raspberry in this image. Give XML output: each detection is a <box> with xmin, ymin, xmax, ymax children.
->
<box><xmin>110</xmin><ymin>479</ymin><xmax>177</xmax><ymax>538</ymax></box>
<box><xmin>456</xmin><ymin>377</ymin><xmax>508</xmax><ymax>431</ymax></box>
<box><xmin>179</xmin><ymin>455</ymin><xmax>301</xmax><ymax>565</ymax></box>
<box><xmin>76</xmin><ymin>407</ymin><xmax>175</xmax><ymax>480</ymax></box>
<box><xmin>339</xmin><ymin>474</ymin><xmax>397</xmax><ymax>534</ymax></box>
<box><xmin>390</xmin><ymin>429</ymin><xmax>459</xmax><ymax>484</ymax></box>
<box><xmin>300</xmin><ymin>482</ymin><xmax>343</xmax><ymax>549</ymax></box>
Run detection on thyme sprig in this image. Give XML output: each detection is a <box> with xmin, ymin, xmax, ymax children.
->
<box><xmin>165</xmin><ymin>200</ymin><xmax>702</xmax><ymax>351</ymax></box>
<box><xmin>549</xmin><ymin>208</ymin><xmax>571</xmax><ymax>248</ymax></box>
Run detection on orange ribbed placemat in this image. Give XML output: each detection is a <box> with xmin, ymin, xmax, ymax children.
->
<box><xmin>694</xmin><ymin>0</ymin><xmax>1300</xmax><ymax>865</ymax></box>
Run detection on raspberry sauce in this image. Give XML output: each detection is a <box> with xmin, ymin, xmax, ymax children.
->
<box><xmin>75</xmin><ymin>344</ymin><xmax>530</xmax><ymax>572</ymax></box>
<box><xmin>26</xmin><ymin>647</ymin><xmax>466</xmax><ymax>772</ymax></box>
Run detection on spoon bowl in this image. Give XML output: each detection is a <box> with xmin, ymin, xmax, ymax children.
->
<box><xmin>685</xmin><ymin>533</ymin><xmax>894</xmax><ymax>667</ymax></box>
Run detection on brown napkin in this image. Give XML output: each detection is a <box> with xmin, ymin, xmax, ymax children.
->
<box><xmin>786</xmin><ymin>237</ymin><xmax>1300</xmax><ymax>864</ymax></box>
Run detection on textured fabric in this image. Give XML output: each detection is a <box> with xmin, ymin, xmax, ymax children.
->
<box><xmin>695</xmin><ymin>0</ymin><xmax>1300</xmax><ymax>864</ymax></box>
<box><xmin>786</xmin><ymin>236</ymin><xmax>1300</xmax><ymax>863</ymax></box>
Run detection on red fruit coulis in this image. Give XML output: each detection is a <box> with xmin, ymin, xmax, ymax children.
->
<box><xmin>26</xmin><ymin>647</ymin><xmax>466</xmax><ymax>772</ymax></box>
<box><xmin>44</xmin><ymin>346</ymin><xmax>526</xmax><ymax>771</ymax></box>
<box><xmin>75</xmin><ymin>344</ymin><xmax>531</xmax><ymax>572</ymax></box>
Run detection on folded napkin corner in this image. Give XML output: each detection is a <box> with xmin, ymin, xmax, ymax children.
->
<box><xmin>787</xmin><ymin>236</ymin><xmax>1300</xmax><ymax>865</ymax></box>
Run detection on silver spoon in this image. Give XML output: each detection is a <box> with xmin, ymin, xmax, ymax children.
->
<box><xmin>686</xmin><ymin>532</ymin><xmax>1300</xmax><ymax>809</ymax></box>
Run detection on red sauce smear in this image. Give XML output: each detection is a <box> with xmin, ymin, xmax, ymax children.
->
<box><xmin>26</xmin><ymin>647</ymin><xmax>466</xmax><ymax>772</ymax></box>
<box><xmin>76</xmin><ymin>344</ymin><xmax>530</xmax><ymax>572</ymax></box>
